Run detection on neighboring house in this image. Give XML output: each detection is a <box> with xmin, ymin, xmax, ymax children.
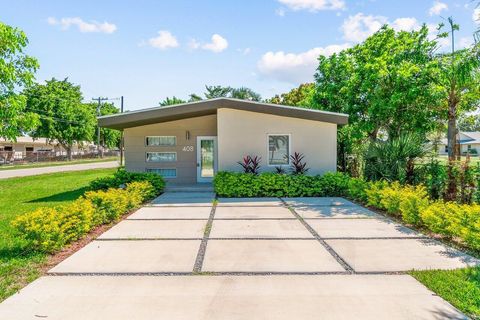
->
<box><xmin>438</xmin><ymin>131</ymin><xmax>480</xmax><ymax>156</ymax></box>
<box><xmin>0</xmin><ymin>136</ymin><xmax>94</xmax><ymax>159</ymax></box>
<box><xmin>98</xmin><ymin>98</ymin><xmax>348</xmax><ymax>184</ymax></box>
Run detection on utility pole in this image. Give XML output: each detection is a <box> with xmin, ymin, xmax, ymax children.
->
<box><xmin>92</xmin><ymin>97</ymin><xmax>109</xmax><ymax>158</ymax></box>
<box><xmin>120</xmin><ymin>96</ymin><xmax>124</xmax><ymax>166</ymax></box>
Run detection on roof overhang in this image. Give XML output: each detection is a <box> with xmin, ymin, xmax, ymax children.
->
<box><xmin>98</xmin><ymin>98</ymin><xmax>349</xmax><ymax>130</ymax></box>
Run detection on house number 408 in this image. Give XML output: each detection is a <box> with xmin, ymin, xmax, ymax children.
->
<box><xmin>182</xmin><ymin>146</ymin><xmax>194</xmax><ymax>152</ymax></box>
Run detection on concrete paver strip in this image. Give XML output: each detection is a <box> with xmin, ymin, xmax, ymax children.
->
<box><xmin>202</xmin><ymin>239</ymin><xmax>345</xmax><ymax>272</ymax></box>
<box><xmin>217</xmin><ymin>197</ymin><xmax>283</xmax><ymax>206</ymax></box>
<box><xmin>306</xmin><ymin>219</ymin><xmax>421</xmax><ymax>239</ymax></box>
<box><xmin>0</xmin><ymin>161</ymin><xmax>118</xmax><ymax>179</ymax></box>
<box><xmin>326</xmin><ymin>238</ymin><xmax>480</xmax><ymax>272</ymax></box>
<box><xmin>0</xmin><ymin>275</ymin><xmax>466</xmax><ymax>320</ymax></box>
<box><xmin>210</xmin><ymin>219</ymin><xmax>313</xmax><ymax>239</ymax></box>
<box><xmin>97</xmin><ymin>220</ymin><xmax>207</xmax><ymax>239</ymax></box>
<box><xmin>282</xmin><ymin>197</ymin><xmax>356</xmax><ymax>207</ymax></box>
<box><xmin>127</xmin><ymin>206</ymin><xmax>212</xmax><ymax>220</ymax></box>
<box><xmin>294</xmin><ymin>205</ymin><xmax>378</xmax><ymax>219</ymax></box>
<box><xmin>49</xmin><ymin>240</ymin><xmax>201</xmax><ymax>273</ymax></box>
<box><xmin>214</xmin><ymin>206</ymin><xmax>294</xmax><ymax>219</ymax></box>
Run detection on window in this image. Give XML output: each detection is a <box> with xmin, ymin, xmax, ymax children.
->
<box><xmin>146</xmin><ymin>136</ymin><xmax>176</xmax><ymax>146</ymax></box>
<box><xmin>146</xmin><ymin>152</ymin><xmax>176</xmax><ymax>162</ymax></box>
<box><xmin>146</xmin><ymin>168</ymin><xmax>177</xmax><ymax>178</ymax></box>
<box><xmin>468</xmin><ymin>145</ymin><xmax>472</xmax><ymax>151</ymax></box>
<box><xmin>444</xmin><ymin>146</ymin><xmax>448</xmax><ymax>153</ymax></box>
<box><xmin>268</xmin><ymin>134</ymin><xmax>290</xmax><ymax>165</ymax></box>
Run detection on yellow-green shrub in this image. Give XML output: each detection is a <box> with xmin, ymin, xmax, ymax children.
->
<box><xmin>125</xmin><ymin>181</ymin><xmax>156</xmax><ymax>207</ymax></box>
<box><xmin>379</xmin><ymin>182</ymin><xmax>403</xmax><ymax>215</ymax></box>
<box><xmin>347</xmin><ymin>178</ymin><xmax>369</xmax><ymax>202</ymax></box>
<box><xmin>84</xmin><ymin>188</ymin><xmax>130</xmax><ymax>225</ymax></box>
<box><xmin>448</xmin><ymin>204</ymin><xmax>480</xmax><ymax>250</ymax></box>
<box><xmin>365</xmin><ymin>180</ymin><xmax>389</xmax><ymax>208</ymax></box>
<box><xmin>12</xmin><ymin>207</ymin><xmax>65</xmax><ymax>253</ymax></box>
<box><xmin>399</xmin><ymin>185</ymin><xmax>430</xmax><ymax>225</ymax></box>
<box><xmin>421</xmin><ymin>201</ymin><xmax>455</xmax><ymax>236</ymax></box>
<box><xmin>58</xmin><ymin>198</ymin><xmax>96</xmax><ymax>243</ymax></box>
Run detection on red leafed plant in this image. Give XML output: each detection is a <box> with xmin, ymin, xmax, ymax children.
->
<box><xmin>290</xmin><ymin>152</ymin><xmax>309</xmax><ymax>175</ymax></box>
<box><xmin>238</xmin><ymin>155</ymin><xmax>262</xmax><ymax>174</ymax></box>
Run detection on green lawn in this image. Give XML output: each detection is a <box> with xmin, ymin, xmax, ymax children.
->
<box><xmin>0</xmin><ymin>157</ymin><xmax>119</xmax><ymax>171</ymax></box>
<box><xmin>410</xmin><ymin>267</ymin><xmax>480</xmax><ymax>319</ymax></box>
<box><xmin>0</xmin><ymin>168</ymin><xmax>116</xmax><ymax>301</ymax></box>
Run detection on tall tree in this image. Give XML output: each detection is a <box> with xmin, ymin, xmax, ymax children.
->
<box><xmin>314</xmin><ymin>25</ymin><xmax>444</xmax><ymax>142</ymax></box>
<box><xmin>458</xmin><ymin>114</ymin><xmax>480</xmax><ymax>132</ymax></box>
<box><xmin>230</xmin><ymin>87</ymin><xmax>262</xmax><ymax>101</ymax></box>
<box><xmin>159</xmin><ymin>96</ymin><xmax>186</xmax><ymax>106</ymax></box>
<box><xmin>204</xmin><ymin>85</ymin><xmax>232</xmax><ymax>99</ymax></box>
<box><xmin>0</xmin><ymin>22</ymin><xmax>40</xmax><ymax>139</ymax></box>
<box><xmin>86</xmin><ymin>102</ymin><xmax>121</xmax><ymax>149</ymax></box>
<box><xmin>24</xmin><ymin>78</ymin><xmax>96</xmax><ymax>160</ymax></box>
<box><xmin>268</xmin><ymin>83</ymin><xmax>315</xmax><ymax>107</ymax></box>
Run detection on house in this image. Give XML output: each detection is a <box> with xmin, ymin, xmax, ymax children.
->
<box><xmin>438</xmin><ymin>131</ymin><xmax>480</xmax><ymax>156</ymax></box>
<box><xmin>0</xmin><ymin>136</ymin><xmax>95</xmax><ymax>163</ymax></box>
<box><xmin>98</xmin><ymin>98</ymin><xmax>348</xmax><ymax>184</ymax></box>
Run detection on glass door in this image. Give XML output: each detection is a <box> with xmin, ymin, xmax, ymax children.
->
<box><xmin>196</xmin><ymin>136</ymin><xmax>217</xmax><ymax>183</ymax></box>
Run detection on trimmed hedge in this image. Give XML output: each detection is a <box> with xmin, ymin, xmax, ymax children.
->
<box><xmin>88</xmin><ymin>168</ymin><xmax>165</xmax><ymax>194</ymax></box>
<box><xmin>13</xmin><ymin>181</ymin><xmax>157</xmax><ymax>253</ymax></box>
<box><xmin>214</xmin><ymin>170</ymin><xmax>480</xmax><ymax>251</ymax></box>
<box><xmin>214</xmin><ymin>171</ymin><xmax>350</xmax><ymax>198</ymax></box>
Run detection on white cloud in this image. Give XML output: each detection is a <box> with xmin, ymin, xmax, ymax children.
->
<box><xmin>47</xmin><ymin>17</ymin><xmax>116</xmax><ymax>34</ymax></box>
<box><xmin>257</xmin><ymin>44</ymin><xmax>350</xmax><ymax>83</ymax></box>
<box><xmin>191</xmin><ymin>34</ymin><xmax>228</xmax><ymax>53</ymax></box>
<box><xmin>148</xmin><ymin>31</ymin><xmax>179</xmax><ymax>50</ymax></box>
<box><xmin>459</xmin><ymin>36</ymin><xmax>474</xmax><ymax>49</ymax></box>
<box><xmin>275</xmin><ymin>7</ymin><xmax>286</xmax><ymax>16</ymax></box>
<box><xmin>429</xmin><ymin>1</ymin><xmax>448</xmax><ymax>16</ymax></box>
<box><xmin>238</xmin><ymin>48</ymin><xmax>251</xmax><ymax>55</ymax></box>
<box><xmin>202</xmin><ymin>34</ymin><xmax>228</xmax><ymax>52</ymax></box>
<box><xmin>341</xmin><ymin>13</ymin><xmax>387</xmax><ymax>42</ymax></box>
<box><xmin>278</xmin><ymin>0</ymin><xmax>345</xmax><ymax>11</ymax></box>
<box><xmin>391</xmin><ymin>17</ymin><xmax>419</xmax><ymax>32</ymax></box>
<box><xmin>473</xmin><ymin>8</ymin><xmax>480</xmax><ymax>24</ymax></box>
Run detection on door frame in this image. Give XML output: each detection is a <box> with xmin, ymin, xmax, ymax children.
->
<box><xmin>196</xmin><ymin>136</ymin><xmax>217</xmax><ymax>183</ymax></box>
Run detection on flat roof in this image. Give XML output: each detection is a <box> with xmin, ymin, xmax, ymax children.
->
<box><xmin>98</xmin><ymin>98</ymin><xmax>349</xmax><ymax>130</ymax></box>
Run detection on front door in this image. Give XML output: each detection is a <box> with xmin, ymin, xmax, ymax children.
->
<box><xmin>196</xmin><ymin>136</ymin><xmax>217</xmax><ymax>183</ymax></box>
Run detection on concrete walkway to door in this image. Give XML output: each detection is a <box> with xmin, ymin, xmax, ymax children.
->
<box><xmin>0</xmin><ymin>192</ymin><xmax>478</xmax><ymax>319</ymax></box>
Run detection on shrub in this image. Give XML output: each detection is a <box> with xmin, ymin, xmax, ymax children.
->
<box><xmin>58</xmin><ymin>198</ymin><xmax>96</xmax><ymax>243</ymax></box>
<box><xmin>88</xmin><ymin>168</ymin><xmax>165</xmax><ymax>194</ymax></box>
<box><xmin>12</xmin><ymin>207</ymin><xmax>64</xmax><ymax>253</ymax></box>
<box><xmin>237</xmin><ymin>155</ymin><xmax>262</xmax><ymax>174</ymax></box>
<box><xmin>84</xmin><ymin>188</ymin><xmax>130</xmax><ymax>225</ymax></box>
<box><xmin>399</xmin><ymin>185</ymin><xmax>430</xmax><ymax>225</ymax></box>
<box><xmin>421</xmin><ymin>201</ymin><xmax>452</xmax><ymax>236</ymax></box>
<box><xmin>347</xmin><ymin>177</ymin><xmax>369</xmax><ymax>202</ymax></box>
<box><xmin>379</xmin><ymin>182</ymin><xmax>404</xmax><ymax>215</ymax></box>
<box><xmin>125</xmin><ymin>181</ymin><xmax>157</xmax><ymax>206</ymax></box>
<box><xmin>365</xmin><ymin>180</ymin><xmax>389</xmax><ymax>208</ymax></box>
<box><xmin>290</xmin><ymin>152</ymin><xmax>309</xmax><ymax>175</ymax></box>
<box><xmin>318</xmin><ymin>172</ymin><xmax>349</xmax><ymax>197</ymax></box>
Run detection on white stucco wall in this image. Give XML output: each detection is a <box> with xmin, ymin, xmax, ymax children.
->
<box><xmin>217</xmin><ymin>108</ymin><xmax>337</xmax><ymax>175</ymax></box>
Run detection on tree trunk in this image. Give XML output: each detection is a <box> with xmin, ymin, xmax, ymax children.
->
<box><xmin>445</xmin><ymin>94</ymin><xmax>458</xmax><ymax>201</ymax></box>
<box><xmin>66</xmin><ymin>147</ymin><xmax>73</xmax><ymax>161</ymax></box>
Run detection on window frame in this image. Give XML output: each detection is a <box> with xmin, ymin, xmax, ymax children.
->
<box><xmin>145</xmin><ymin>136</ymin><xmax>176</xmax><ymax>147</ymax></box>
<box><xmin>145</xmin><ymin>151</ymin><xmax>177</xmax><ymax>163</ymax></box>
<box><xmin>266</xmin><ymin>133</ymin><xmax>291</xmax><ymax>166</ymax></box>
<box><xmin>146</xmin><ymin>168</ymin><xmax>177</xmax><ymax>178</ymax></box>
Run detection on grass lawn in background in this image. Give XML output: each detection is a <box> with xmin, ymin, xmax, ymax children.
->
<box><xmin>410</xmin><ymin>267</ymin><xmax>480</xmax><ymax>319</ymax></box>
<box><xmin>0</xmin><ymin>168</ymin><xmax>116</xmax><ymax>301</ymax></box>
<box><xmin>0</xmin><ymin>157</ymin><xmax>119</xmax><ymax>171</ymax></box>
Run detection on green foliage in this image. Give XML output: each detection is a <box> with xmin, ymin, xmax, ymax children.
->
<box><xmin>399</xmin><ymin>185</ymin><xmax>430</xmax><ymax>225</ymax></box>
<box><xmin>421</xmin><ymin>201</ymin><xmax>453</xmax><ymax>235</ymax></box>
<box><xmin>347</xmin><ymin>177</ymin><xmax>369</xmax><ymax>202</ymax></box>
<box><xmin>95</xmin><ymin>102</ymin><xmax>121</xmax><ymax>149</ymax></box>
<box><xmin>159</xmin><ymin>96</ymin><xmax>186</xmax><ymax>106</ymax></box>
<box><xmin>314</xmin><ymin>25</ymin><xmax>444</xmax><ymax>144</ymax></box>
<box><xmin>379</xmin><ymin>182</ymin><xmax>404</xmax><ymax>215</ymax></box>
<box><xmin>0</xmin><ymin>22</ymin><xmax>40</xmax><ymax>139</ymax></box>
<box><xmin>24</xmin><ymin>78</ymin><xmax>96</xmax><ymax>159</ymax></box>
<box><xmin>365</xmin><ymin>180</ymin><xmax>389</xmax><ymax>208</ymax></box>
<box><xmin>88</xmin><ymin>168</ymin><xmax>165</xmax><ymax>194</ymax></box>
<box><xmin>214</xmin><ymin>171</ymin><xmax>349</xmax><ymax>198</ymax></box>
<box><xmin>364</xmin><ymin>133</ymin><xmax>428</xmax><ymax>182</ymax></box>
<box><xmin>12</xmin><ymin>181</ymin><xmax>157</xmax><ymax>253</ymax></box>
<box><xmin>267</xmin><ymin>83</ymin><xmax>314</xmax><ymax>107</ymax></box>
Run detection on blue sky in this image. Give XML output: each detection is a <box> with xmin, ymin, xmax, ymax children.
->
<box><xmin>2</xmin><ymin>0</ymin><xmax>479</xmax><ymax>110</ymax></box>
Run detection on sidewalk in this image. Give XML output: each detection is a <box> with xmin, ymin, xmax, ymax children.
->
<box><xmin>0</xmin><ymin>161</ymin><xmax>119</xmax><ymax>179</ymax></box>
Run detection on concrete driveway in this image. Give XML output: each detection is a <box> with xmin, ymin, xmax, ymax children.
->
<box><xmin>1</xmin><ymin>193</ymin><xmax>478</xmax><ymax>319</ymax></box>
